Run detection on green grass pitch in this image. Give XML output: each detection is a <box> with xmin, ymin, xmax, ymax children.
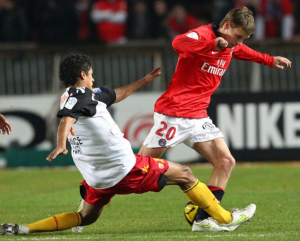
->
<box><xmin>0</xmin><ymin>162</ymin><xmax>299</xmax><ymax>240</ymax></box>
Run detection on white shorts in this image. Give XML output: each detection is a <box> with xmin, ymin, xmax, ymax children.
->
<box><xmin>143</xmin><ymin>113</ymin><xmax>224</xmax><ymax>149</ymax></box>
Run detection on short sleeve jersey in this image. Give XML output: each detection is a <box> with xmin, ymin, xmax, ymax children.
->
<box><xmin>58</xmin><ymin>86</ymin><xmax>135</xmax><ymax>189</ymax></box>
<box><xmin>154</xmin><ymin>23</ymin><xmax>274</xmax><ymax>119</ymax></box>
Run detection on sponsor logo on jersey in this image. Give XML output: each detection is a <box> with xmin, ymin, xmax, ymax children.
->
<box><xmin>201</xmin><ymin>62</ymin><xmax>226</xmax><ymax>76</ymax></box>
<box><xmin>69</xmin><ymin>136</ymin><xmax>83</xmax><ymax>155</ymax></box>
<box><xmin>92</xmin><ymin>87</ymin><xmax>102</xmax><ymax>93</ymax></box>
<box><xmin>212</xmin><ymin>51</ymin><xmax>218</xmax><ymax>54</ymax></box>
<box><xmin>65</xmin><ymin>97</ymin><xmax>77</xmax><ymax>110</ymax></box>
<box><xmin>217</xmin><ymin>59</ymin><xmax>226</xmax><ymax>68</ymax></box>
<box><xmin>72</xmin><ymin>146</ymin><xmax>82</xmax><ymax>155</ymax></box>
<box><xmin>158</xmin><ymin>138</ymin><xmax>167</xmax><ymax>147</ymax></box>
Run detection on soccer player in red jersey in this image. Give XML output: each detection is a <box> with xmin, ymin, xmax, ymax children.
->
<box><xmin>139</xmin><ymin>7</ymin><xmax>292</xmax><ymax>231</ymax></box>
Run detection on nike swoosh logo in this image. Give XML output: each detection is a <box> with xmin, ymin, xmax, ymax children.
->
<box><xmin>230</xmin><ymin>215</ymin><xmax>246</xmax><ymax>226</ymax></box>
<box><xmin>197</xmin><ymin>223</ymin><xmax>211</xmax><ymax>228</ymax></box>
<box><xmin>212</xmin><ymin>51</ymin><xmax>218</xmax><ymax>54</ymax></box>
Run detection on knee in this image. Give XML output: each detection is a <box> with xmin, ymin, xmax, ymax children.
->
<box><xmin>217</xmin><ymin>155</ymin><xmax>236</xmax><ymax>170</ymax></box>
<box><xmin>166</xmin><ymin>162</ymin><xmax>197</xmax><ymax>189</ymax></box>
<box><xmin>181</xmin><ymin>165</ymin><xmax>196</xmax><ymax>183</ymax></box>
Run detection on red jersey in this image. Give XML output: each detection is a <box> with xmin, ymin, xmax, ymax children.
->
<box><xmin>91</xmin><ymin>0</ymin><xmax>127</xmax><ymax>42</ymax></box>
<box><xmin>154</xmin><ymin>23</ymin><xmax>274</xmax><ymax>118</ymax></box>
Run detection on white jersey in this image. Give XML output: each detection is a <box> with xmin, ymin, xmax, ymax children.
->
<box><xmin>57</xmin><ymin>86</ymin><xmax>135</xmax><ymax>189</ymax></box>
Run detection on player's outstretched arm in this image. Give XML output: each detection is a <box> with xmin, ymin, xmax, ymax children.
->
<box><xmin>114</xmin><ymin>67</ymin><xmax>161</xmax><ymax>103</ymax></box>
<box><xmin>0</xmin><ymin>114</ymin><xmax>12</xmax><ymax>135</ymax></box>
<box><xmin>272</xmin><ymin>56</ymin><xmax>292</xmax><ymax>69</ymax></box>
<box><xmin>46</xmin><ymin>116</ymin><xmax>76</xmax><ymax>161</ymax></box>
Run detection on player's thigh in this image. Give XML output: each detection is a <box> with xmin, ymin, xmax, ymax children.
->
<box><xmin>193</xmin><ymin>137</ymin><xmax>232</xmax><ymax>165</ymax></box>
<box><xmin>138</xmin><ymin>145</ymin><xmax>167</xmax><ymax>158</ymax></box>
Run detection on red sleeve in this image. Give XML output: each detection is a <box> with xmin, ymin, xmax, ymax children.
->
<box><xmin>232</xmin><ymin>44</ymin><xmax>274</xmax><ymax>67</ymax></box>
<box><xmin>172</xmin><ymin>32</ymin><xmax>216</xmax><ymax>54</ymax></box>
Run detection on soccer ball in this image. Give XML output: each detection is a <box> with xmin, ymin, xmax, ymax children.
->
<box><xmin>184</xmin><ymin>201</ymin><xmax>199</xmax><ymax>226</ymax></box>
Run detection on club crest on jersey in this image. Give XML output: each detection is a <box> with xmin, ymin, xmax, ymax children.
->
<box><xmin>76</xmin><ymin>87</ymin><xmax>85</xmax><ymax>93</ymax></box>
<box><xmin>158</xmin><ymin>163</ymin><xmax>165</xmax><ymax>169</ymax></box>
<box><xmin>202</xmin><ymin>122</ymin><xmax>216</xmax><ymax>131</ymax></box>
<box><xmin>158</xmin><ymin>138</ymin><xmax>167</xmax><ymax>147</ymax></box>
<box><xmin>92</xmin><ymin>88</ymin><xmax>102</xmax><ymax>93</ymax></box>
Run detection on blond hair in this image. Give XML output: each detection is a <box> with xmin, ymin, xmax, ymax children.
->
<box><xmin>219</xmin><ymin>7</ymin><xmax>255</xmax><ymax>35</ymax></box>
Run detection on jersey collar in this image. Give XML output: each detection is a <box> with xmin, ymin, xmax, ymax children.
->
<box><xmin>211</xmin><ymin>22</ymin><xmax>220</xmax><ymax>37</ymax></box>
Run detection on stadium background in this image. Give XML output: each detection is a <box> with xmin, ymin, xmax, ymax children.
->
<box><xmin>0</xmin><ymin>0</ymin><xmax>300</xmax><ymax>166</ymax></box>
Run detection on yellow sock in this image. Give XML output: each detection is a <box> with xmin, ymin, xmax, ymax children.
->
<box><xmin>183</xmin><ymin>179</ymin><xmax>232</xmax><ymax>224</ymax></box>
<box><xmin>23</xmin><ymin>212</ymin><xmax>82</xmax><ymax>234</ymax></box>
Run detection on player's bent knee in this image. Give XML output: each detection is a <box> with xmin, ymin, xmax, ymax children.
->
<box><xmin>218</xmin><ymin>156</ymin><xmax>236</xmax><ymax>170</ymax></box>
<box><xmin>230</xmin><ymin>156</ymin><xmax>236</xmax><ymax>167</ymax></box>
<box><xmin>181</xmin><ymin>165</ymin><xmax>192</xmax><ymax>176</ymax></box>
<box><xmin>166</xmin><ymin>162</ymin><xmax>196</xmax><ymax>186</ymax></box>
<box><xmin>226</xmin><ymin>156</ymin><xmax>236</xmax><ymax>168</ymax></box>
<box><xmin>181</xmin><ymin>165</ymin><xmax>196</xmax><ymax>183</ymax></box>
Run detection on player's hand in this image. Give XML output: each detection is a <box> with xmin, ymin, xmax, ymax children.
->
<box><xmin>46</xmin><ymin>147</ymin><xmax>68</xmax><ymax>161</ymax></box>
<box><xmin>0</xmin><ymin>114</ymin><xmax>12</xmax><ymax>135</ymax></box>
<box><xmin>215</xmin><ymin>37</ymin><xmax>228</xmax><ymax>51</ymax></box>
<box><xmin>272</xmin><ymin>56</ymin><xmax>292</xmax><ymax>69</ymax></box>
<box><xmin>143</xmin><ymin>67</ymin><xmax>162</xmax><ymax>84</ymax></box>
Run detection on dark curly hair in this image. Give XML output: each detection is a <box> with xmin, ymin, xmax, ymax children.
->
<box><xmin>59</xmin><ymin>53</ymin><xmax>92</xmax><ymax>88</ymax></box>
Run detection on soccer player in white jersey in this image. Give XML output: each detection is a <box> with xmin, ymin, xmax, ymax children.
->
<box><xmin>138</xmin><ymin>7</ymin><xmax>292</xmax><ymax>231</ymax></box>
<box><xmin>1</xmin><ymin>53</ymin><xmax>256</xmax><ymax>235</ymax></box>
<box><xmin>0</xmin><ymin>114</ymin><xmax>12</xmax><ymax>135</ymax></box>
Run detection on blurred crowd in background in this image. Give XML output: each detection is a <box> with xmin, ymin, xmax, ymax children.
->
<box><xmin>0</xmin><ymin>0</ymin><xmax>299</xmax><ymax>44</ymax></box>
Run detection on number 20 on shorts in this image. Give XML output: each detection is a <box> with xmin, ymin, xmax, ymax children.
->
<box><xmin>155</xmin><ymin>121</ymin><xmax>177</xmax><ymax>140</ymax></box>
